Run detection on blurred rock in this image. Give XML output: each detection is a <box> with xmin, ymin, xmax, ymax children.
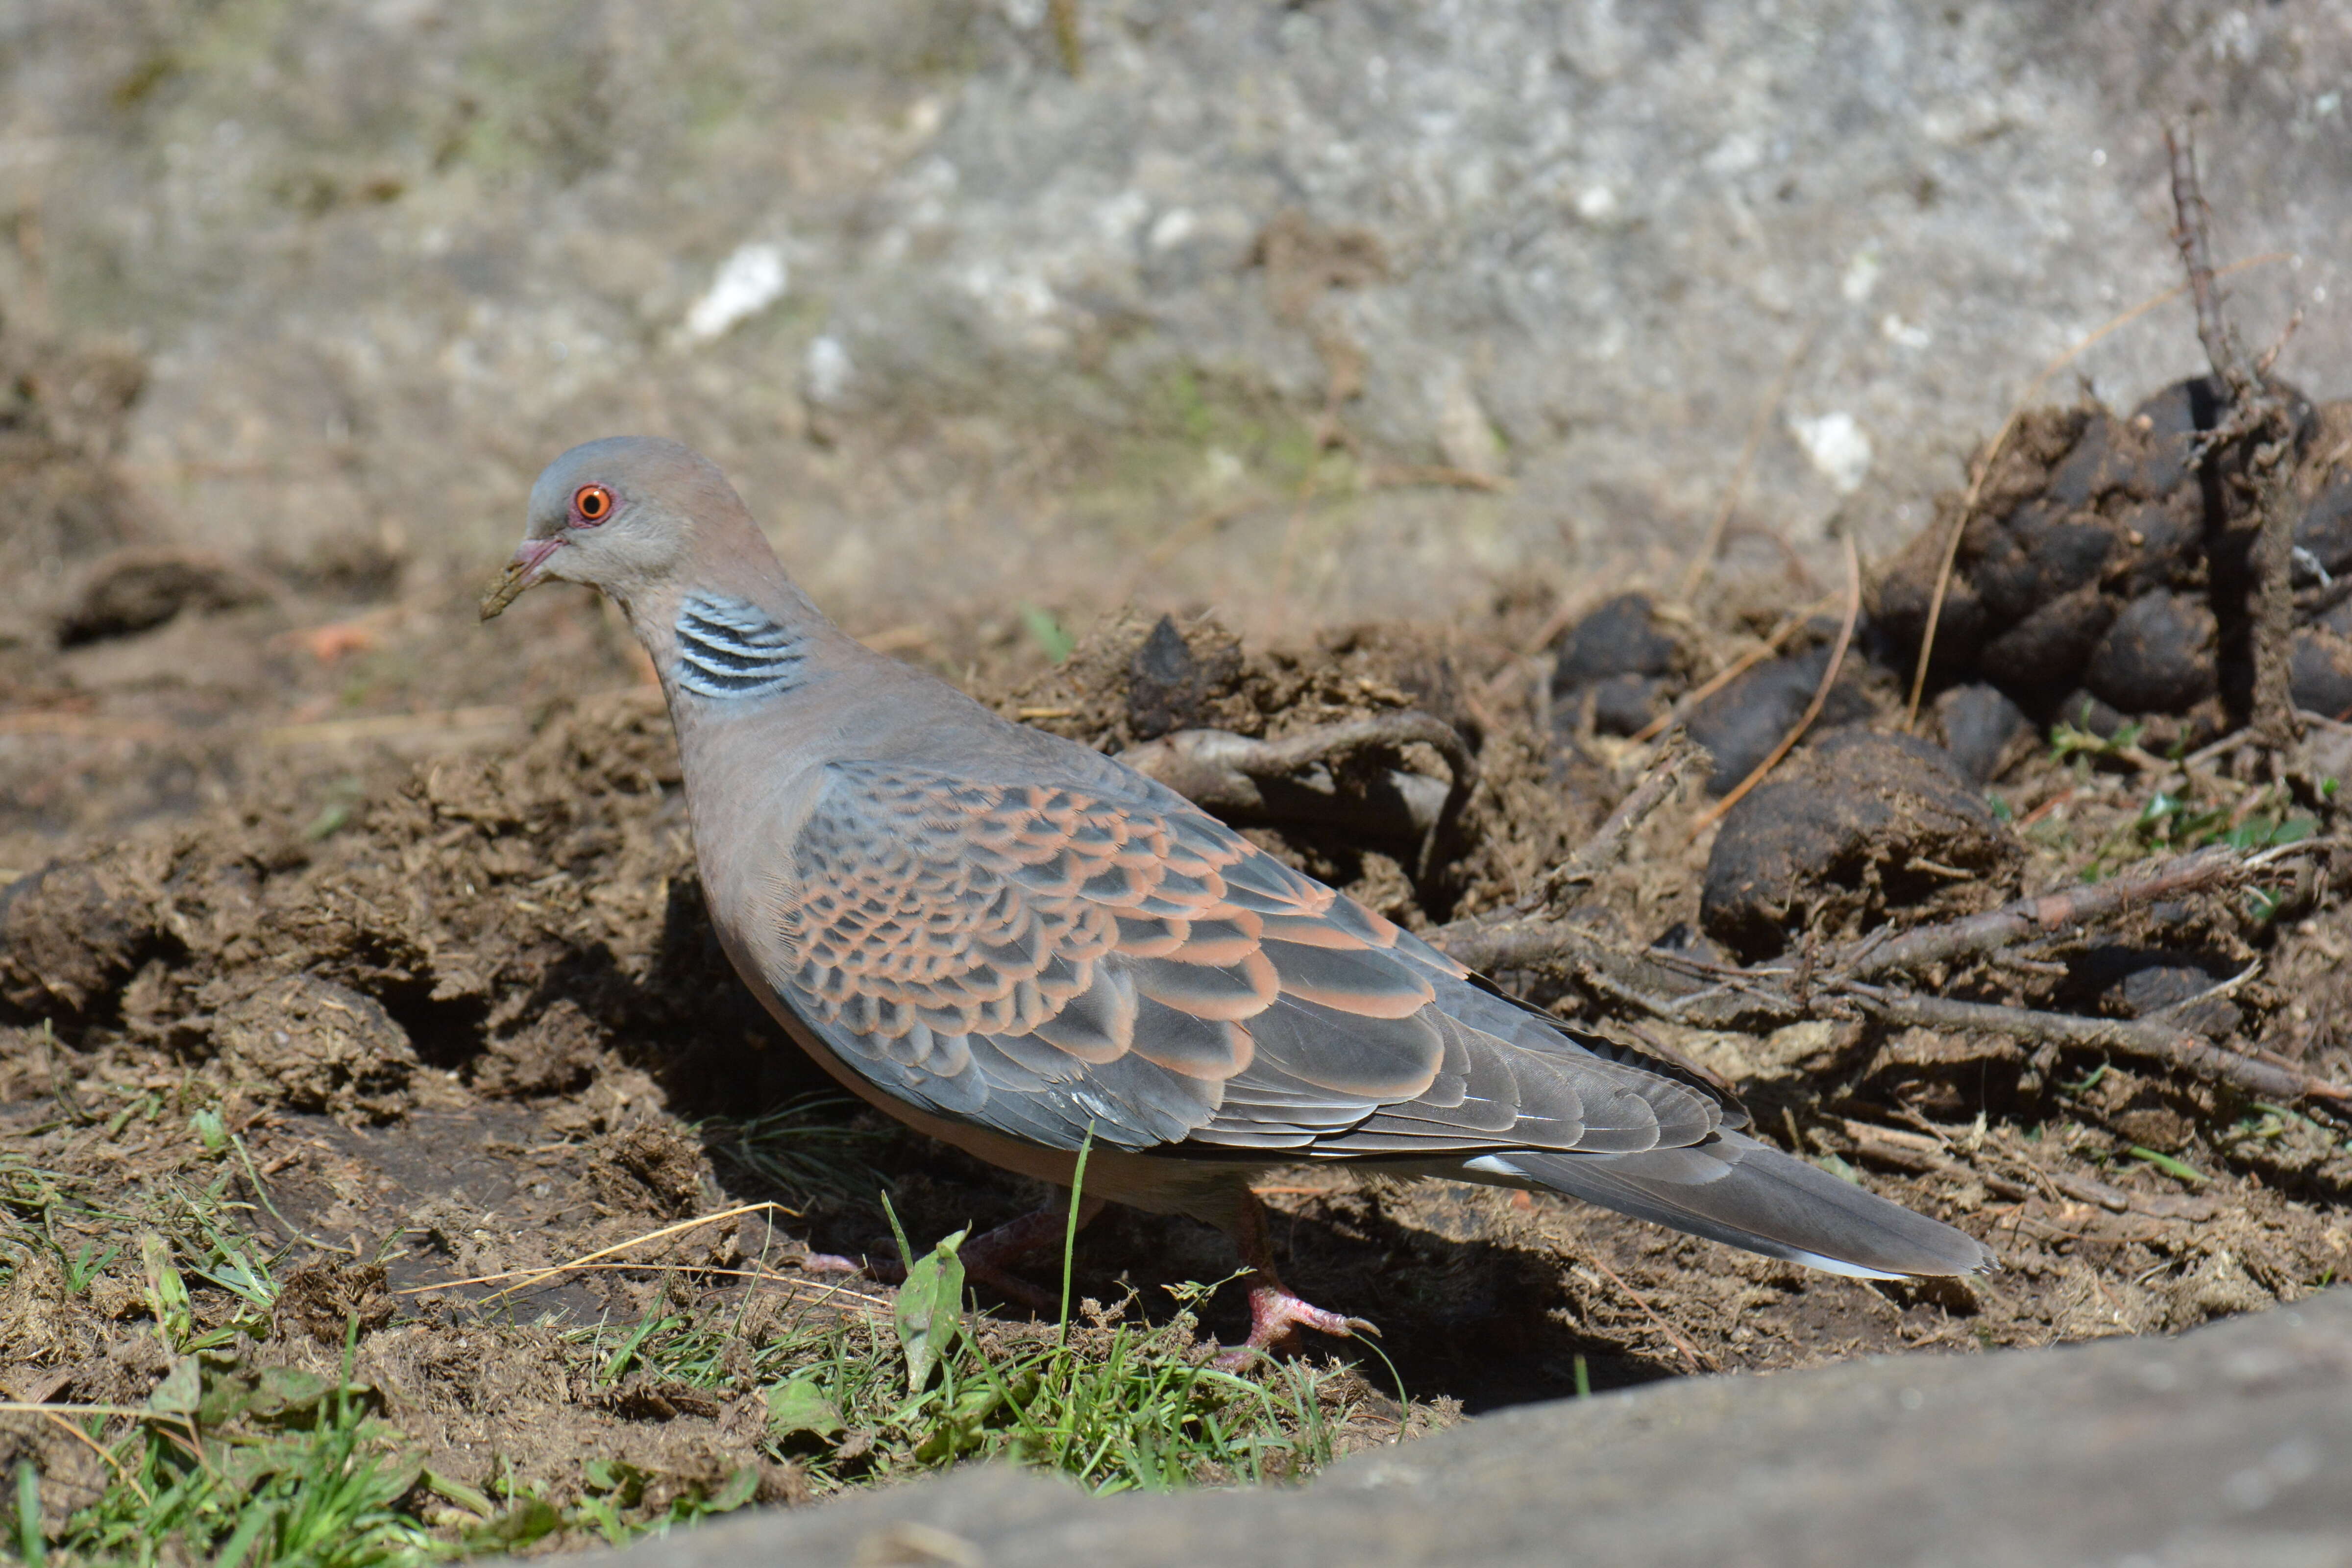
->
<box><xmin>2</xmin><ymin>4</ymin><xmax>2346</xmax><ymax>624</ymax></box>
<box><xmin>1930</xmin><ymin>682</ymin><xmax>2030</xmax><ymax>784</ymax></box>
<box><xmin>584</xmin><ymin>1291</ymin><xmax>2352</xmax><ymax>1568</ymax></box>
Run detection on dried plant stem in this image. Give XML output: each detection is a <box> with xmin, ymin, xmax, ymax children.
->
<box><xmin>1538</xmin><ymin>732</ymin><xmax>1705</xmax><ymax>906</ymax></box>
<box><xmin>1628</xmin><ymin>592</ymin><xmax>1840</xmax><ymax>745</ymax></box>
<box><xmin>1434</xmin><ymin>838</ymin><xmax>2352</xmax><ymax>1119</ymax></box>
<box><xmin>1689</xmin><ymin>533</ymin><xmax>1860</xmax><ymax>835</ymax></box>
<box><xmin>2167</xmin><ymin>124</ymin><xmax>2305</xmax><ymax>756</ymax></box>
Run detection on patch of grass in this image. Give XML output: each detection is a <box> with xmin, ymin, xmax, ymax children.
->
<box><xmin>7</xmin><ymin>1063</ymin><xmax>1381</xmax><ymax>1564</ymax></box>
<box><xmin>32</xmin><ymin>1345</ymin><xmax>433</xmax><ymax>1568</ymax></box>
<box><xmin>1020</xmin><ymin>607</ymin><xmax>1077</xmax><ymax>665</ymax></box>
<box><xmin>560</xmin><ymin>1258</ymin><xmax>1361</xmax><ymax>1500</ymax></box>
<box><xmin>2067</xmin><ymin>776</ymin><xmax>2318</xmax><ymax>883</ymax></box>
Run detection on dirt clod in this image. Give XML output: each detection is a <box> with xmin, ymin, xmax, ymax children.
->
<box><xmin>1700</xmin><ymin>729</ymin><xmax>2021</xmax><ymax>962</ymax></box>
<box><xmin>55</xmin><ymin>549</ymin><xmax>268</xmax><ymax>646</ymax></box>
<box><xmin>213</xmin><ymin>975</ymin><xmax>418</xmax><ymax>1121</ymax></box>
<box><xmin>275</xmin><ymin>1261</ymin><xmax>397</xmax><ymax>1345</ymax></box>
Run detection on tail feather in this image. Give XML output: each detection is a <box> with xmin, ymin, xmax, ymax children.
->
<box><xmin>1472</xmin><ymin>1131</ymin><xmax>1994</xmax><ymax>1279</ymax></box>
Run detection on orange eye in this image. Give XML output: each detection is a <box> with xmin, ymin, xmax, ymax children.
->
<box><xmin>572</xmin><ymin>484</ymin><xmax>613</xmax><ymax>524</ymax></box>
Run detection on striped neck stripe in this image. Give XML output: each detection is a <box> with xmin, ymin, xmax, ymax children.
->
<box><xmin>673</xmin><ymin>593</ymin><xmax>807</xmax><ymax>700</ymax></box>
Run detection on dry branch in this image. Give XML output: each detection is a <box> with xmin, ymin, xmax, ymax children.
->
<box><xmin>1534</xmin><ymin>732</ymin><xmax>1706</xmax><ymax>907</ymax></box>
<box><xmin>1122</xmin><ymin>711</ymin><xmax>1474</xmax><ymax>878</ymax></box>
<box><xmin>2167</xmin><ymin>121</ymin><xmax>2304</xmax><ymax>756</ymax></box>
<box><xmin>1838</xmin><ymin>844</ymin><xmax>2253</xmax><ymax>982</ymax></box>
<box><xmin>1436</xmin><ymin>835</ymin><xmax>2352</xmax><ymax>1120</ymax></box>
<box><xmin>1845</xmin><ymin>987</ymin><xmax>2350</xmax><ymax>1116</ymax></box>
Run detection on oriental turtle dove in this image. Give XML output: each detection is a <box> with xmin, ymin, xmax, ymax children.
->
<box><xmin>482</xmin><ymin>437</ymin><xmax>1991</xmax><ymax>1353</ymax></box>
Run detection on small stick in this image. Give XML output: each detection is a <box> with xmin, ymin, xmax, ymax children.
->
<box><xmin>398</xmin><ymin>1259</ymin><xmax>894</xmax><ymax>1314</ymax></box>
<box><xmin>2165</xmin><ymin>124</ymin><xmax>2251</xmax><ymax>399</ymax></box>
<box><xmin>1537</xmin><ymin>732</ymin><xmax>1705</xmax><ymax>906</ymax></box>
<box><xmin>1846</xmin><ymin>989</ymin><xmax>2352</xmax><ymax>1114</ymax></box>
<box><xmin>1579</xmin><ymin>1255</ymin><xmax>1719</xmax><ymax>1373</ymax></box>
<box><xmin>1363</xmin><ymin>463</ymin><xmax>1512</xmax><ymax>494</ymax></box>
<box><xmin>2168</xmin><ymin>123</ymin><xmax>2303</xmax><ymax>755</ymax></box>
<box><xmin>1690</xmin><ymin>533</ymin><xmax>1861</xmax><ymax>835</ymax></box>
<box><xmin>403</xmin><ymin>1201</ymin><xmax>800</xmax><ymax>1303</ymax></box>
<box><xmin>1839</xmin><ymin>843</ymin><xmax>2273</xmax><ymax>981</ymax></box>
<box><xmin>1047</xmin><ymin>0</ymin><xmax>1083</xmax><ymax>75</ymax></box>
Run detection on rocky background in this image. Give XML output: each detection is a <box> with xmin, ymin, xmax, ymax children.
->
<box><xmin>0</xmin><ymin>0</ymin><xmax>2346</xmax><ymax>641</ymax></box>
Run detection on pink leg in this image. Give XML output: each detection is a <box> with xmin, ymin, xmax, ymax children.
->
<box><xmin>1216</xmin><ymin>1190</ymin><xmax>1377</xmax><ymax>1368</ymax></box>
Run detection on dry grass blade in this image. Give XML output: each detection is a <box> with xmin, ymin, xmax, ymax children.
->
<box><xmin>1628</xmin><ymin>592</ymin><xmax>1840</xmax><ymax>745</ymax></box>
<box><xmin>392</xmin><ymin>1200</ymin><xmax>801</xmax><ymax>1303</ymax></box>
<box><xmin>41</xmin><ymin>1411</ymin><xmax>150</xmax><ymax>1505</ymax></box>
<box><xmin>1690</xmin><ymin>533</ymin><xmax>1860</xmax><ymax>836</ymax></box>
<box><xmin>1579</xmin><ymin>1255</ymin><xmax>1719</xmax><ymax>1373</ymax></box>
<box><xmin>398</xmin><ymin>1258</ymin><xmax>895</xmax><ymax>1314</ymax></box>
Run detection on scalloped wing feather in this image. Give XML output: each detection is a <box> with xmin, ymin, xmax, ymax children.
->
<box><xmin>769</xmin><ymin>759</ymin><xmax>1724</xmax><ymax>1158</ymax></box>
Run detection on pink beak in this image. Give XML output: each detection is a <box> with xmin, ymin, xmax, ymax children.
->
<box><xmin>478</xmin><ymin>537</ymin><xmax>564</xmax><ymax>621</ymax></box>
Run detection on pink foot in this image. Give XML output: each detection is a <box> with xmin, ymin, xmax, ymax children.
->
<box><xmin>1212</xmin><ymin>1191</ymin><xmax>1379</xmax><ymax>1367</ymax></box>
<box><xmin>1215</xmin><ymin>1281</ymin><xmax>1377</xmax><ymax>1368</ymax></box>
<box><xmin>798</xmin><ymin>1251</ymin><xmax>868</xmax><ymax>1275</ymax></box>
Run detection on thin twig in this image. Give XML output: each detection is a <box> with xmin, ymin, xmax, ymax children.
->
<box><xmin>41</xmin><ymin>1411</ymin><xmax>149</xmax><ymax>1505</ymax></box>
<box><xmin>398</xmin><ymin>1201</ymin><xmax>797</xmax><ymax>1304</ymax></box>
<box><xmin>2167</xmin><ymin>122</ymin><xmax>2303</xmax><ymax>755</ymax></box>
<box><xmin>398</xmin><ymin>1259</ymin><xmax>894</xmax><ymax>1315</ymax></box>
<box><xmin>230</xmin><ymin>1131</ymin><xmax>354</xmax><ymax>1257</ymax></box>
<box><xmin>1536</xmin><ymin>733</ymin><xmax>1705</xmax><ymax>907</ymax></box>
<box><xmin>1578</xmin><ymin>1255</ymin><xmax>1719</xmax><ymax>1372</ymax></box>
<box><xmin>1845</xmin><ymin>988</ymin><xmax>2352</xmax><ymax>1114</ymax></box>
<box><xmin>2166</xmin><ymin>124</ymin><xmax>2251</xmax><ymax>399</ymax></box>
<box><xmin>1839</xmin><ymin>843</ymin><xmax>2273</xmax><ymax>981</ymax></box>
<box><xmin>1690</xmin><ymin>533</ymin><xmax>1861</xmax><ymax>835</ymax></box>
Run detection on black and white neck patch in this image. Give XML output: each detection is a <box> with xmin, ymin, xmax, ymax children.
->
<box><xmin>673</xmin><ymin>594</ymin><xmax>807</xmax><ymax>700</ymax></box>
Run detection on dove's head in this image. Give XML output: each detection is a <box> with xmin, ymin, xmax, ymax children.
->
<box><xmin>480</xmin><ymin>436</ymin><xmax>774</xmax><ymax>620</ymax></box>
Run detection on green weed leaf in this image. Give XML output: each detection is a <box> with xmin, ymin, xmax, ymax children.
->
<box><xmin>895</xmin><ymin>1227</ymin><xmax>968</xmax><ymax>1393</ymax></box>
<box><xmin>765</xmin><ymin>1376</ymin><xmax>843</xmax><ymax>1439</ymax></box>
<box><xmin>147</xmin><ymin>1359</ymin><xmax>200</xmax><ymax>1416</ymax></box>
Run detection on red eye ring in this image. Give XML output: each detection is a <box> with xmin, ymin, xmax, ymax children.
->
<box><xmin>572</xmin><ymin>484</ymin><xmax>614</xmax><ymax>524</ymax></box>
